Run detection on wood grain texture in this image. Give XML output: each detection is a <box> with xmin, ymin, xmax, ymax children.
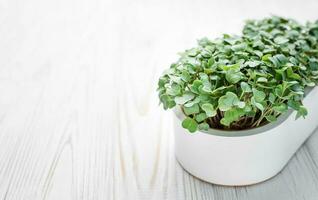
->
<box><xmin>0</xmin><ymin>0</ymin><xmax>318</xmax><ymax>199</ymax></box>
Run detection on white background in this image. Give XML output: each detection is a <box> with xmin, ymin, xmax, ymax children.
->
<box><xmin>0</xmin><ymin>0</ymin><xmax>318</xmax><ymax>199</ymax></box>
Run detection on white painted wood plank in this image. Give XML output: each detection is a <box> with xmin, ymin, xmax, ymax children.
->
<box><xmin>0</xmin><ymin>0</ymin><xmax>318</xmax><ymax>199</ymax></box>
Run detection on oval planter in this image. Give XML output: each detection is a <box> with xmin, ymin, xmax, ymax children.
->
<box><xmin>173</xmin><ymin>87</ymin><xmax>318</xmax><ymax>186</ymax></box>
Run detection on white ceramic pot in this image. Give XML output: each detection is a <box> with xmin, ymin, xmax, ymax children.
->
<box><xmin>174</xmin><ymin>87</ymin><xmax>318</xmax><ymax>186</ymax></box>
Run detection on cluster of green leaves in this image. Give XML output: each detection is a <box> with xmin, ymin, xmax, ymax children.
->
<box><xmin>157</xmin><ymin>16</ymin><xmax>318</xmax><ymax>133</ymax></box>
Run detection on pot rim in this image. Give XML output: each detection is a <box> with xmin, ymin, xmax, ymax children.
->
<box><xmin>174</xmin><ymin>108</ymin><xmax>292</xmax><ymax>137</ymax></box>
<box><xmin>173</xmin><ymin>87</ymin><xmax>314</xmax><ymax>137</ymax></box>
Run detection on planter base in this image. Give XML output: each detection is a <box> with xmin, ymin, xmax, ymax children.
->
<box><xmin>176</xmin><ymin>156</ymin><xmax>283</xmax><ymax>186</ymax></box>
<box><xmin>174</xmin><ymin>87</ymin><xmax>318</xmax><ymax>186</ymax></box>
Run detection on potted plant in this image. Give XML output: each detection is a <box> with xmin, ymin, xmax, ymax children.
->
<box><xmin>157</xmin><ymin>16</ymin><xmax>318</xmax><ymax>186</ymax></box>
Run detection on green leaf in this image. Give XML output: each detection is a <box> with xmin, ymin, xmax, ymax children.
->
<box><xmin>181</xmin><ymin>71</ymin><xmax>191</xmax><ymax>82</ymax></box>
<box><xmin>195</xmin><ymin>113</ymin><xmax>208</xmax><ymax>122</ymax></box>
<box><xmin>159</xmin><ymin>94</ymin><xmax>176</xmax><ymax>110</ymax></box>
<box><xmin>187</xmin><ymin>48</ymin><xmax>199</xmax><ymax>57</ymax></box>
<box><xmin>273</xmin><ymin>103</ymin><xmax>288</xmax><ymax>113</ymax></box>
<box><xmin>244</xmin><ymin>104</ymin><xmax>252</xmax><ymax>112</ymax></box>
<box><xmin>287</xmin><ymin>100</ymin><xmax>300</xmax><ymax>110</ymax></box>
<box><xmin>218</xmin><ymin>92</ymin><xmax>240</xmax><ymax>111</ymax></box>
<box><xmin>251</xmin><ymin>96</ymin><xmax>264</xmax><ymax>111</ymax></box>
<box><xmin>309</xmin><ymin>60</ymin><xmax>318</xmax><ymax>71</ymax></box>
<box><xmin>211</xmin><ymin>86</ymin><xmax>228</xmax><ymax>96</ymax></box>
<box><xmin>190</xmin><ymin>80</ymin><xmax>203</xmax><ymax>94</ymax></box>
<box><xmin>220</xmin><ymin>118</ymin><xmax>231</xmax><ymax>126</ymax></box>
<box><xmin>245</xmin><ymin>60</ymin><xmax>261</xmax><ymax>68</ymax></box>
<box><xmin>220</xmin><ymin>108</ymin><xmax>245</xmax><ymax>126</ymax></box>
<box><xmin>183</xmin><ymin>104</ymin><xmax>200</xmax><ymax>115</ymax></box>
<box><xmin>182</xmin><ymin>117</ymin><xmax>198</xmax><ymax>133</ymax></box>
<box><xmin>231</xmin><ymin>43</ymin><xmax>247</xmax><ymax>51</ymax></box>
<box><xmin>201</xmin><ymin>103</ymin><xmax>217</xmax><ymax>117</ymax></box>
<box><xmin>275</xmin><ymin>84</ymin><xmax>284</xmax><ymax>97</ymax></box>
<box><xmin>197</xmin><ymin>94</ymin><xmax>210</xmax><ymax>102</ymax></box>
<box><xmin>253</xmin><ymin>40</ymin><xmax>265</xmax><ymax>48</ymax></box>
<box><xmin>200</xmin><ymin>85</ymin><xmax>212</xmax><ymax>93</ymax></box>
<box><xmin>166</xmin><ymin>83</ymin><xmax>181</xmax><ymax>96</ymax></box>
<box><xmin>257</xmin><ymin>77</ymin><xmax>268</xmax><ymax>83</ymax></box>
<box><xmin>198</xmin><ymin>122</ymin><xmax>209</xmax><ymax>131</ymax></box>
<box><xmin>207</xmin><ymin>57</ymin><xmax>215</xmax><ymax>67</ymax></box>
<box><xmin>286</xmin><ymin>68</ymin><xmax>301</xmax><ymax>80</ymax></box>
<box><xmin>296</xmin><ymin>106</ymin><xmax>308</xmax><ymax>119</ymax></box>
<box><xmin>235</xmin><ymin>101</ymin><xmax>246</xmax><ymax>108</ymax></box>
<box><xmin>262</xmin><ymin>54</ymin><xmax>272</xmax><ymax>61</ymax></box>
<box><xmin>269</xmin><ymin>54</ymin><xmax>288</xmax><ymax>67</ymax></box>
<box><xmin>305</xmin><ymin>81</ymin><xmax>315</xmax><ymax>87</ymax></box>
<box><xmin>158</xmin><ymin>77</ymin><xmax>168</xmax><ymax>88</ymax></box>
<box><xmin>184</xmin><ymin>97</ymin><xmax>200</xmax><ymax>107</ymax></box>
<box><xmin>265</xmin><ymin>115</ymin><xmax>277</xmax><ymax>122</ymax></box>
<box><xmin>274</xmin><ymin>36</ymin><xmax>289</xmax><ymax>45</ymax></box>
<box><xmin>252</xmin><ymin>88</ymin><xmax>266</xmax><ymax>102</ymax></box>
<box><xmin>201</xmin><ymin>49</ymin><xmax>212</xmax><ymax>58</ymax></box>
<box><xmin>240</xmin><ymin>82</ymin><xmax>252</xmax><ymax>93</ymax></box>
<box><xmin>174</xmin><ymin>92</ymin><xmax>195</xmax><ymax>104</ymax></box>
<box><xmin>169</xmin><ymin>75</ymin><xmax>183</xmax><ymax>84</ymax></box>
<box><xmin>225</xmin><ymin>70</ymin><xmax>243</xmax><ymax>84</ymax></box>
<box><xmin>269</xmin><ymin>93</ymin><xmax>276</xmax><ymax>104</ymax></box>
<box><xmin>254</xmin><ymin>50</ymin><xmax>263</xmax><ymax>58</ymax></box>
<box><xmin>220</xmin><ymin>63</ymin><xmax>240</xmax><ymax>71</ymax></box>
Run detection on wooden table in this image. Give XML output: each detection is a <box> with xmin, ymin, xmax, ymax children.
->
<box><xmin>0</xmin><ymin>0</ymin><xmax>318</xmax><ymax>199</ymax></box>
